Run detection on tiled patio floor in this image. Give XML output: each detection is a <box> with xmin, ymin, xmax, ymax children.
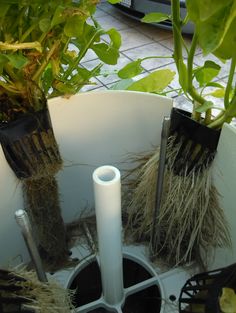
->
<box><xmin>81</xmin><ymin>1</ymin><xmax>230</xmax><ymax>112</ymax></box>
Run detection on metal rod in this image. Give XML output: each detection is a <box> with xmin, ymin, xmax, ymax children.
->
<box><xmin>150</xmin><ymin>116</ymin><xmax>170</xmax><ymax>258</ymax></box>
<box><xmin>15</xmin><ymin>209</ymin><xmax>48</xmax><ymax>282</ymax></box>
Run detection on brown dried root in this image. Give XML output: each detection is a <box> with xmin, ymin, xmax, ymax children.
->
<box><xmin>23</xmin><ymin>176</ymin><xmax>70</xmax><ymax>272</ymax></box>
<box><xmin>0</xmin><ymin>267</ymin><xmax>74</xmax><ymax>313</ymax></box>
<box><xmin>124</xmin><ymin>137</ymin><xmax>231</xmax><ymax>267</ymax></box>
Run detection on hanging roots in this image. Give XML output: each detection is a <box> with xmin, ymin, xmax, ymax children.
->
<box><xmin>0</xmin><ymin>267</ymin><xmax>74</xmax><ymax>313</ymax></box>
<box><xmin>124</xmin><ymin>136</ymin><xmax>231</xmax><ymax>267</ymax></box>
<box><xmin>23</xmin><ymin>176</ymin><xmax>72</xmax><ymax>272</ymax></box>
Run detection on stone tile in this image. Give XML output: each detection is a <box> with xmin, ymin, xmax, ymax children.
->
<box><xmin>222</xmin><ymin>73</ymin><xmax>236</xmax><ymax>86</ymax></box>
<box><xmin>173</xmin><ymin>94</ymin><xmax>193</xmax><ymax>112</ymax></box>
<box><xmin>164</xmin><ymin>86</ymin><xmax>179</xmax><ymax>98</ymax></box>
<box><xmin>98</xmin><ymin>2</ymin><xmax>120</xmax><ymax>15</ymax></box>
<box><xmin>112</xmin><ymin>28</ymin><xmax>154</xmax><ymax>51</ymax></box>
<box><xmin>122</xmin><ymin>42</ymin><xmax>173</xmax><ymax>71</ymax></box>
<box><xmin>160</xmin><ymin>35</ymin><xmax>202</xmax><ymax>57</ymax></box>
<box><xmin>93</xmin><ymin>8</ymin><xmax>108</xmax><ymax>18</ymax></box>
<box><xmin>134</xmin><ymin>23</ymin><xmax>172</xmax><ymax>42</ymax></box>
<box><xmin>79</xmin><ymin>77</ymin><xmax>103</xmax><ymax>92</ymax></box>
<box><xmin>81</xmin><ymin>54</ymin><xmax>134</xmax><ymax>85</ymax></box>
<box><xmin>80</xmin><ymin>49</ymin><xmax>100</xmax><ymax>63</ymax></box>
<box><xmin>95</xmin><ymin>14</ymin><xmax>130</xmax><ymax>31</ymax></box>
<box><xmin>112</xmin><ymin>10</ymin><xmax>141</xmax><ymax>27</ymax></box>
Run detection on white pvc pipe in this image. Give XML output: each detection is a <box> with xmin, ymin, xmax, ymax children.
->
<box><xmin>93</xmin><ymin>165</ymin><xmax>124</xmax><ymax>306</ymax></box>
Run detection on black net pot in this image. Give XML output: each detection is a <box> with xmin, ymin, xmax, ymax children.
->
<box><xmin>0</xmin><ymin>108</ymin><xmax>62</xmax><ymax>179</ymax></box>
<box><xmin>179</xmin><ymin>263</ymin><xmax>236</xmax><ymax>313</ymax></box>
<box><xmin>169</xmin><ymin>108</ymin><xmax>221</xmax><ymax>175</ymax></box>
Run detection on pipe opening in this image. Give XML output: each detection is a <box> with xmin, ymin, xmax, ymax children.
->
<box><xmin>98</xmin><ymin>169</ymin><xmax>116</xmax><ymax>182</ymax></box>
<box><xmin>93</xmin><ymin>166</ymin><xmax>120</xmax><ymax>184</ymax></box>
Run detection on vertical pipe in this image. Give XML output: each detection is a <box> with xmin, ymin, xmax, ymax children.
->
<box><xmin>93</xmin><ymin>165</ymin><xmax>124</xmax><ymax>305</ymax></box>
<box><xmin>150</xmin><ymin>116</ymin><xmax>170</xmax><ymax>258</ymax></box>
<box><xmin>15</xmin><ymin>209</ymin><xmax>48</xmax><ymax>282</ymax></box>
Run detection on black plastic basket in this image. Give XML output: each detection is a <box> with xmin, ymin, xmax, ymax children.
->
<box><xmin>169</xmin><ymin>108</ymin><xmax>221</xmax><ymax>175</ymax></box>
<box><xmin>0</xmin><ymin>108</ymin><xmax>62</xmax><ymax>179</ymax></box>
<box><xmin>179</xmin><ymin>263</ymin><xmax>236</xmax><ymax>313</ymax></box>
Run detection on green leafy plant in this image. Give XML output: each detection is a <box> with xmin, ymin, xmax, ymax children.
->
<box><xmin>0</xmin><ymin>0</ymin><xmax>121</xmax><ymax>270</ymax></box>
<box><xmin>126</xmin><ymin>0</ymin><xmax>236</xmax><ymax>128</ymax></box>
<box><xmin>0</xmin><ymin>0</ymin><xmax>121</xmax><ymax>122</ymax></box>
<box><xmin>118</xmin><ymin>0</ymin><xmax>236</xmax><ymax>267</ymax></box>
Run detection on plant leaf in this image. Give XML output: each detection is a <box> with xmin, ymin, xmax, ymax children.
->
<box><xmin>39</xmin><ymin>18</ymin><xmax>51</xmax><ymax>33</ymax></box>
<box><xmin>51</xmin><ymin>5</ymin><xmax>65</xmax><ymax>27</ymax></box>
<box><xmin>110</xmin><ymin>78</ymin><xmax>134</xmax><ymax>90</ymax></box>
<box><xmin>106</xmin><ymin>28</ymin><xmax>121</xmax><ymax>50</ymax></box>
<box><xmin>127</xmin><ymin>69</ymin><xmax>175</xmax><ymax>92</ymax></box>
<box><xmin>0</xmin><ymin>4</ymin><xmax>10</xmax><ymax>18</ymax></box>
<box><xmin>42</xmin><ymin>65</ymin><xmax>53</xmax><ymax>95</ymax></box>
<box><xmin>205</xmin><ymin>82</ymin><xmax>224</xmax><ymax>88</ymax></box>
<box><xmin>92</xmin><ymin>43</ymin><xmax>119</xmax><ymax>65</ymax></box>
<box><xmin>210</xmin><ymin>88</ymin><xmax>225</xmax><ymax>98</ymax></box>
<box><xmin>141</xmin><ymin>12</ymin><xmax>170</xmax><ymax>24</ymax></box>
<box><xmin>195</xmin><ymin>101</ymin><xmax>214</xmax><ymax>113</ymax></box>
<box><xmin>64</xmin><ymin>15</ymin><xmax>84</xmax><ymax>37</ymax></box>
<box><xmin>194</xmin><ymin>61</ymin><xmax>221</xmax><ymax>87</ymax></box>
<box><xmin>5</xmin><ymin>54</ymin><xmax>28</xmax><ymax>69</ymax></box>
<box><xmin>0</xmin><ymin>54</ymin><xmax>8</xmax><ymax>65</ymax></box>
<box><xmin>186</xmin><ymin>0</ymin><xmax>236</xmax><ymax>55</ymax></box>
<box><xmin>118</xmin><ymin>59</ymin><xmax>143</xmax><ymax>79</ymax></box>
<box><xmin>53</xmin><ymin>80</ymin><xmax>76</xmax><ymax>94</ymax></box>
<box><xmin>107</xmin><ymin>0</ymin><xmax>122</xmax><ymax>4</ymax></box>
<box><xmin>186</xmin><ymin>0</ymin><xmax>233</xmax><ymax>22</ymax></box>
<box><xmin>213</xmin><ymin>16</ymin><xmax>236</xmax><ymax>59</ymax></box>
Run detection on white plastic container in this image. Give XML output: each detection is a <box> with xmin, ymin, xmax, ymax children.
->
<box><xmin>0</xmin><ymin>91</ymin><xmax>172</xmax><ymax>266</ymax></box>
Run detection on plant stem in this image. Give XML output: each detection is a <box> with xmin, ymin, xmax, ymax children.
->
<box><xmin>20</xmin><ymin>22</ymin><xmax>38</xmax><ymax>42</ymax></box>
<box><xmin>32</xmin><ymin>41</ymin><xmax>60</xmax><ymax>82</ymax></box>
<box><xmin>4</xmin><ymin>64</ymin><xmax>19</xmax><ymax>82</ymax></box>
<box><xmin>205</xmin><ymin>109</ymin><xmax>212</xmax><ymax>125</ymax></box>
<box><xmin>18</xmin><ymin>7</ymin><xmax>27</xmax><ymax>39</ymax></box>
<box><xmin>171</xmin><ymin>0</ymin><xmax>182</xmax><ymax>71</ymax></box>
<box><xmin>192</xmin><ymin>101</ymin><xmax>201</xmax><ymax>121</ymax></box>
<box><xmin>0</xmin><ymin>81</ymin><xmax>21</xmax><ymax>94</ymax></box>
<box><xmin>224</xmin><ymin>55</ymin><xmax>236</xmax><ymax>109</ymax></box>
<box><xmin>187</xmin><ymin>32</ymin><xmax>206</xmax><ymax>106</ymax></box>
<box><xmin>0</xmin><ymin>41</ymin><xmax>42</xmax><ymax>52</ymax></box>
<box><xmin>64</xmin><ymin>28</ymin><xmax>104</xmax><ymax>79</ymax></box>
<box><xmin>187</xmin><ymin>32</ymin><xmax>197</xmax><ymax>92</ymax></box>
<box><xmin>142</xmin><ymin>56</ymin><xmax>173</xmax><ymax>61</ymax></box>
<box><xmin>208</xmin><ymin>94</ymin><xmax>236</xmax><ymax>128</ymax></box>
<box><xmin>208</xmin><ymin>114</ymin><xmax>227</xmax><ymax>129</ymax></box>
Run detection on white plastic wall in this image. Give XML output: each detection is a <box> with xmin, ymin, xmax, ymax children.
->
<box><xmin>0</xmin><ymin>91</ymin><xmax>172</xmax><ymax>266</ymax></box>
<box><xmin>212</xmin><ymin>123</ymin><xmax>236</xmax><ymax>269</ymax></box>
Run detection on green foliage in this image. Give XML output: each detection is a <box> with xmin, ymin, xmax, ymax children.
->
<box><xmin>0</xmin><ymin>0</ymin><xmax>120</xmax><ymax>121</ymax></box>
<box><xmin>194</xmin><ymin>61</ymin><xmax>221</xmax><ymax>87</ymax></box>
<box><xmin>118</xmin><ymin>60</ymin><xmax>143</xmax><ymax>79</ymax></box>
<box><xmin>195</xmin><ymin>101</ymin><xmax>214</xmax><ymax>113</ymax></box>
<box><xmin>127</xmin><ymin>69</ymin><xmax>175</xmax><ymax>93</ymax></box>
<box><xmin>110</xmin><ymin>78</ymin><xmax>134</xmax><ymax>90</ymax></box>
<box><xmin>141</xmin><ymin>0</ymin><xmax>236</xmax><ymax>129</ymax></box>
<box><xmin>186</xmin><ymin>0</ymin><xmax>236</xmax><ymax>57</ymax></box>
<box><xmin>107</xmin><ymin>0</ymin><xmax>122</xmax><ymax>4</ymax></box>
<box><xmin>141</xmin><ymin>12</ymin><xmax>170</xmax><ymax>24</ymax></box>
